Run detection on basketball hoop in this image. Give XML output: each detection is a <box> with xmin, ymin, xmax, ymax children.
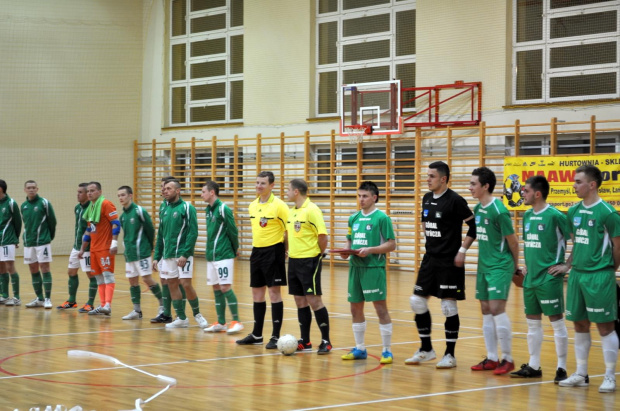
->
<box><xmin>344</xmin><ymin>124</ymin><xmax>372</xmax><ymax>144</ymax></box>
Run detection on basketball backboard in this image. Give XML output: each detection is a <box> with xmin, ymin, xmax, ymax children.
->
<box><xmin>340</xmin><ymin>80</ymin><xmax>402</xmax><ymax>137</ymax></box>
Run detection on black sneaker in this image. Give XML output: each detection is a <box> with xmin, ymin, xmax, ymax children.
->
<box><xmin>510</xmin><ymin>363</ymin><xmax>542</xmax><ymax>378</ymax></box>
<box><xmin>265</xmin><ymin>336</ymin><xmax>279</xmax><ymax>349</ymax></box>
<box><xmin>151</xmin><ymin>313</ymin><xmax>173</xmax><ymax>324</ymax></box>
<box><xmin>317</xmin><ymin>340</ymin><xmax>332</xmax><ymax>355</ymax></box>
<box><xmin>554</xmin><ymin>367</ymin><xmax>568</xmax><ymax>384</ymax></box>
<box><xmin>236</xmin><ymin>333</ymin><xmax>264</xmax><ymax>345</ymax></box>
<box><xmin>297</xmin><ymin>340</ymin><xmax>313</xmax><ymax>351</ymax></box>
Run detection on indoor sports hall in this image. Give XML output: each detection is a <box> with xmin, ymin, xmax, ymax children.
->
<box><xmin>2</xmin><ymin>1</ymin><xmax>620</xmax><ymax>410</ymax></box>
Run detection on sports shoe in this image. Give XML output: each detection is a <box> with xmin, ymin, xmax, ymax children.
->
<box><xmin>99</xmin><ymin>305</ymin><xmax>111</xmax><ymax>315</ymax></box>
<box><xmin>165</xmin><ymin>317</ymin><xmax>190</xmax><ymax>328</ymax></box>
<box><xmin>297</xmin><ymin>340</ymin><xmax>313</xmax><ymax>351</ymax></box>
<box><xmin>151</xmin><ymin>312</ymin><xmax>173</xmax><ymax>323</ymax></box>
<box><xmin>317</xmin><ymin>340</ymin><xmax>332</xmax><ymax>355</ymax></box>
<box><xmin>78</xmin><ymin>304</ymin><xmax>93</xmax><ymax>313</ymax></box>
<box><xmin>599</xmin><ymin>376</ymin><xmax>616</xmax><ymax>393</ymax></box>
<box><xmin>380</xmin><ymin>351</ymin><xmax>393</xmax><ymax>364</ymax></box>
<box><xmin>194</xmin><ymin>313</ymin><xmax>208</xmax><ymax>329</ymax></box>
<box><xmin>44</xmin><ymin>298</ymin><xmax>53</xmax><ymax>309</ymax></box>
<box><xmin>493</xmin><ymin>359</ymin><xmax>515</xmax><ymax>375</ymax></box>
<box><xmin>559</xmin><ymin>373</ymin><xmax>589</xmax><ymax>387</ymax></box>
<box><xmin>554</xmin><ymin>367</ymin><xmax>568</xmax><ymax>384</ymax></box>
<box><xmin>436</xmin><ymin>353</ymin><xmax>457</xmax><ymax>369</ymax></box>
<box><xmin>88</xmin><ymin>306</ymin><xmax>109</xmax><ymax>316</ymax></box>
<box><xmin>471</xmin><ymin>358</ymin><xmax>499</xmax><ymax>371</ymax></box>
<box><xmin>0</xmin><ymin>296</ymin><xmax>6</xmax><ymax>304</ymax></box>
<box><xmin>205</xmin><ymin>322</ymin><xmax>227</xmax><ymax>333</ymax></box>
<box><xmin>265</xmin><ymin>336</ymin><xmax>279</xmax><ymax>349</ymax></box>
<box><xmin>404</xmin><ymin>349</ymin><xmax>436</xmax><ymax>365</ymax></box>
<box><xmin>25</xmin><ymin>298</ymin><xmax>45</xmax><ymax>308</ymax></box>
<box><xmin>342</xmin><ymin>348</ymin><xmax>367</xmax><ymax>360</ymax></box>
<box><xmin>227</xmin><ymin>321</ymin><xmax>244</xmax><ymax>334</ymax></box>
<box><xmin>57</xmin><ymin>301</ymin><xmax>78</xmax><ymax>309</ymax></box>
<box><xmin>157</xmin><ymin>306</ymin><xmax>164</xmax><ymax>315</ymax></box>
<box><xmin>122</xmin><ymin>310</ymin><xmax>143</xmax><ymax>320</ymax></box>
<box><xmin>510</xmin><ymin>363</ymin><xmax>542</xmax><ymax>378</ymax></box>
<box><xmin>236</xmin><ymin>333</ymin><xmax>263</xmax><ymax>345</ymax></box>
<box><xmin>5</xmin><ymin>297</ymin><xmax>20</xmax><ymax>306</ymax></box>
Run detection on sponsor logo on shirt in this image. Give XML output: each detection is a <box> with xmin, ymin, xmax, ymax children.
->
<box><xmin>573</xmin><ymin>216</ymin><xmax>581</xmax><ymax>226</ymax></box>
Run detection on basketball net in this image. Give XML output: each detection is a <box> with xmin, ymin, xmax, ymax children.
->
<box><xmin>344</xmin><ymin>125</ymin><xmax>368</xmax><ymax>144</ymax></box>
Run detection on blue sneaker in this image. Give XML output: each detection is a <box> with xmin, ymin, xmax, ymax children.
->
<box><xmin>341</xmin><ymin>348</ymin><xmax>368</xmax><ymax>360</ymax></box>
<box><xmin>380</xmin><ymin>351</ymin><xmax>393</xmax><ymax>364</ymax></box>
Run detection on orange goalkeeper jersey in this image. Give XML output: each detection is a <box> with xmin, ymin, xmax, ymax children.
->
<box><xmin>88</xmin><ymin>199</ymin><xmax>118</xmax><ymax>252</ymax></box>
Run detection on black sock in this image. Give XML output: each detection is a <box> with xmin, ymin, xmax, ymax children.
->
<box><xmin>415</xmin><ymin>311</ymin><xmax>433</xmax><ymax>352</ymax></box>
<box><xmin>314</xmin><ymin>307</ymin><xmax>330</xmax><ymax>342</ymax></box>
<box><xmin>444</xmin><ymin>314</ymin><xmax>460</xmax><ymax>356</ymax></box>
<box><xmin>271</xmin><ymin>301</ymin><xmax>284</xmax><ymax>338</ymax></box>
<box><xmin>252</xmin><ymin>301</ymin><xmax>267</xmax><ymax>337</ymax></box>
<box><xmin>298</xmin><ymin>306</ymin><xmax>312</xmax><ymax>343</ymax></box>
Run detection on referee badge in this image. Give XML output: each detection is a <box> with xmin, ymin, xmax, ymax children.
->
<box><xmin>294</xmin><ymin>221</ymin><xmax>301</xmax><ymax>232</ymax></box>
<box><xmin>260</xmin><ymin>217</ymin><xmax>268</xmax><ymax>227</ymax></box>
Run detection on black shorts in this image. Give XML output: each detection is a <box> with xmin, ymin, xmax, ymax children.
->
<box><xmin>250</xmin><ymin>242</ymin><xmax>287</xmax><ymax>288</ymax></box>
<box><xmin>414</xmin><ymin>253</ymin><xmax>465</xmax><ymax>300</ymax></box>
<box><xmin>288</xmin><ymin>255</ymin><xmax>323</xmax><ymax>296</ymax></box>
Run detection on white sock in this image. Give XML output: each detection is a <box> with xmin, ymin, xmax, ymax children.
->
<box><xmin>526</xmin><ymin>319</ymin><xmax>543</xmax><ymax>369</ymax></box>
<box><xmin>574</xmin><ymin>332</ymin><xmax>591</xmax><ymax>376</ymax></box>
<box><xmin>550</xmin><ymin>318</ymin><xmax>568</xmax><ymax>370</ymax></box>
<box><xmin>482</xmin><ymin>314</ymin><xmax>498</xmax><ymax>361</ymax></box>
<box><xmin>493</xmin><ymin>312</ymin><xmax>513</xmax><ymax>362</ymax></box>
<box><xmin>352</xmin><ymin>321</ymin><xmax>367</xmax><ymax>351</ymax></box>
<box><xmin>601</xmin><ymin>332</ymin><xmax>619</xmax><ymax>378</ymax></box>
<box><xmin>379</xmin><ymin>323</ymin><xmax>393</xmax><ymax>352</ymax></box>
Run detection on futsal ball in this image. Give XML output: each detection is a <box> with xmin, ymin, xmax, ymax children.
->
<box><xmin>503</xmin><ymin>174</ymin><xmax>524</xmax><ymax>207</ymax></box>
<box><xmin>277</xmin><ymin>334</ymin><xmax>298</xmax><ymax>356</ymax></box>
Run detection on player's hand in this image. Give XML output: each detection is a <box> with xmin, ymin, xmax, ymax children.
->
<box><xmin>78</xmin><ymin>250</ymin><xmax>84</xmax><ymax>259</ymax></box>
<box><xmin>548</xmin><ymin>263</ymin><xmax>568</xmax><ymax>277</ymax></box>
<box><xmin>110</xmin><ymin>247</ymin><xmax>118</xmax><ymax>255</ymax></box>
<box><xmin>177</xmin><ymin>256</ymin><xmax>187</xmax><ymax>268</ymax></box>
<box><xmin>454</xmin><ymin>252</ymin><xmax>465</xmax><ymax>267</ymax></box>
<box><xmin>152</xmin><ymin>260</ymin><xmax>159</xmax><ymax>271</ymax></box>
<box><xmin>339</xmin><ymin>253</ymin><xmax>350</xmax><ymax>260</ymax></box>
<box><xmin>357</xmin><ymin>248</ymin><xmax>370</xmax><ymax>258</ymax></box>
<box><xmin>15</xmin><ymin>244</ymin><xmax>19</xmax><ymax>249</ymax></box>
<box><xmin>521</xmin><ymin>266</ymin><xmax>528</xmax><ymax>276</ymax></box>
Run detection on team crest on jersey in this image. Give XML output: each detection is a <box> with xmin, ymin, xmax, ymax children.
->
<box><xmin>484</xmin><ymin>218</ymin><xmax>489</xmax><ymax>225</ymax></box>
<box><xmin>260</xmin><ymin>217</ymin><xmax>268</xmax><ymax>227</ymax></box>
<box><xmin>537</xmin><ymin>224</ymin><xmax>545</xmax><ymax>231</ymax></box>
<box><xmin>1</xmin><ymin>207</ymin><xmax>5</xmax><ymax>213</ymax></box>
<box><xmin>294</xmin><ymin>221</ymin><xmax>301</xmax><ymax>232</ymax></box>
<box><xmin>366</xmin><ymin>224</ymin><xmax>373</xmax><ymax>231</ymax></box>
<box><xmin>475</xmin><ymin>215</ymin><xmax>481</xmax><ymax>224</ymax></box>
<box><xmin>524</xmin><ymin>222</ymin><xmax>530</xmax><ymax>232</ymax></box>
<box><xmin>173</xmin><ymin>212</ymin><xmax>178</xmax><ymax>219</ymax></box>
<box><xmin>353</xmin><ymin>224</ymin><xmax>360</xmax><ymax>231</ymax></box>
<box><xmin>573</xmin><ymin>216</ymin><xmax>581</xmax><ymax>226</ymax></box>
<box><xmin>435</xmin><ymin>211</ymin><xmax>442</xmax><ymax>218</ymax></box>
<box><xmin>130</xmin><ymin>218</ymin><xmax>135</xmax><ymax>224</ymax></box>
<box><xmin>34</xmin><ymin>206</ymin><xmax>39</xmax><ymax>212</ymax></box>
<box><xmin>588</xmin><ymin>219</ymin><xmax>596</xmax><ymax>227</ymax></box>
<box><xmin>423</xmin><ymin>209</ymin><xmax>429</xmax><ymax>217</ymax></box>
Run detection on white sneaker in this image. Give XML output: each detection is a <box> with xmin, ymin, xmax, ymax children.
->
<box><xmin>194</xmin><ymin>313</ymin><xmax>208</xmax><ymax>328</ymax></box>
<box><xmin>405</xmin><ymin>349</ymin><xmax>437</xmax><ymax>365</ymax></box>
<box><xmin>44</xmin><ymin>298</ymin><xmax>53</xmax><ymax>309</ymax></box>
<box><xmin>436</xmin><ymin>353</ymin><xmax>457</xmax><ymax>369</ymax></box>
<box><xmin>559</xmin><ymin>373</ymin><xmax>589</xmax><ymax>387</ymax></box>
<box><xmin>166</xmin><ymin>317</ymin><xmax>190</xmax><ymax>328</ymax></box>
<box><xmin>88</xmin><ymin>306</ymin><xmax>108</xmax><ymax>316</ymax></box>
<box><xmin>227</xmin><ymin>321</ymin><xmax>245</xmax><ymax>334</ymax></box>
<box><xmin>599</xmin><ymin>376</ymin><xmax>616</xmax><ymax>393</ymax></box>
<box><xmin>204</xmin><ymin>322</ymin><xmax>227</xmax><ymax>332</ymax></box>
<box><xmin>99</xmin><ymin>305</ymin><xmax>111</xmax><ymax>315</ymax></box>
<box><xmin>25</xmin><ymin>298</ymin><xmax>45</xmax><ymax>308</ymax></box>
<box><xmin>5</xmin><ymin>297</ymin><xmax>20</xmax><ymax>306</ymax></box>
<box><xmin>0</xmin><ymin>296</ymin><xmax>6</xmax><ymax>304</ymax></box>
<box><xmin>122</xmin><ymin>310</ymin><xmax>143</xmax><ymax>320</ymax></box>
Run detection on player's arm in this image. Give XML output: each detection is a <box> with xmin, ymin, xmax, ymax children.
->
<box><xmin>612</xmin><ymin>236</ymin><xmax>620</xmax><ymax>271</ymax></box>
<box><xmin>47</xmin><ymin>201</ymin><xmax>57</xmax><ymax>241</ymax></box>
<box><xmin>179</xmin><ymin>205</ymin><xmax>198</xmax><ymax>263</ymax></box>
<box><xmin>78</xmin><ymin>226</ymin><xmax>91</xmax><ymax>258</ymax></box>
<box><xmin>340</xmin><ymin>238</ymin><xmax>353</xmax><ymax>260</ymax></box>
<box><xmin>152</xmin><ymin>223</ymin><xmax>163</xmax><ymax>271</ymax></box>
<box><xmin>455</xmin><ymin>215</ymin><xmax>476</xmax><ymax>267</ymax></box>
<box><xmin>224</xmin><ymin>205</ymin><xmax>239</xmax><ymax>254</ymax></box>
<box><xmin>12</xmin><ymin>201</ymin><xmax>22</xmax><ymax>246</ymax></box>
<box><xmin>505</xmin><ymin>233</ymin><xmax>520</xmax><ymax>273</ymax></box>
<box><xmin>318</xmin><ymin>234</ymin><xmax>327</xmax><ymax>255</ymax></box>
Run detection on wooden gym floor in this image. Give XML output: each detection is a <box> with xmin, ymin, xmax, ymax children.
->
<box><xmin>0</xmin><ymin>257</ymin><xmax>617</xmax><ymax>410</ymax></box>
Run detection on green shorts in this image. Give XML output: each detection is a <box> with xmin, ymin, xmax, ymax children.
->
<box><xmin>523</xmin><ymin>277</ymin><xmax>564</xmax><ymax>316</ymax></box>
<box><xmin>475</xmin><ymin>270</ymin><xmax>512</xmax><ymax>301</ymax></box>
<box><xmin>566</xmin><ymin>269</ymin><xmax>617</xmax><ymax>323</ymax></box>
<box><xmin>348</xmin><ymin>266</ymin><xmax>387</xmax><ymax>303</ymax></box>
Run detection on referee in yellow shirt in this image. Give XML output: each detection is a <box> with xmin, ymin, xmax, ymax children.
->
<box><xmin>285</xmin><ymin>179</ymin><xmax>332</xmax><ymax>355</ymax></box>
<box><xmin>236</xmin><ymin>171</ymin><xmax>289</xmax><ymax>348</ymax></box>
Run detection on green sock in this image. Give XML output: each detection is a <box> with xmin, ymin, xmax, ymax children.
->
<box><xmin>0</xmin><ymin>273</ymin><xmax>8</xmax><ymax>298</ymax></box>
<box><xmin>162</xmin><ymin>284</ymin><xmax>171</xmax><ymax>316</ymax></box>
<box><xmin>224</xmin><ymin>289</ymin><xmax>240</xmax><ymax>321</ymax></box>
<box><xmin>10</xmin><ymin>273</ymin><xmax>20</xmax><ymax>299</ymax></box>
<box><xmin>214</xmin><ymin>290</ymin><xmax>226</xmax><ymax>324</ymax></box>
<box><xmin>31</xmin><ymin>271</ymin><xmax>43</xmax><ymax>300</ymax></box>
<box><xmin>87</xmin><ymin>277</ymin><xmax>98</xmax><ymax>306</ymax></box>
<box><xmin>68</xmin><ymin>275</ymin><xmax>79</xmax><ymax>303</ymax></box>
<box><xmin>172</xmin><ymin>298</ymin><xmax>186</xmax><ymax>320</ymax></box>
<box><xmin>42</xmin><ymin>272</ymin><xmax>52</xmax><ymax>299</ymax></box>
<box><xmin>130</xmin><ymin>285</ymin><xmax>141</xmax><ymax>307</ymax></box>
<box><xmin>189</xmin><ymin>297</ymin><xmax>200</xmax><ymax>317</ymax></box>
<box><xmin>179</xmin><ymin>284</ymin><xmax>187</xmax><ymax>308</ymax></box>
<box><xmin>149</xmin><ymin>283</ymin><xmax>163</xmax><ymax>304</ymax></box>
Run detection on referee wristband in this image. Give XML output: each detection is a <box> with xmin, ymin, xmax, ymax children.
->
<box><xmin>110</xmin><ymin>240</ymin><xmax>118</xmax><ymax>249</ymax></box>
<box><xmin>458</xmin><ymin>247</ymin><xmax>467</xmax><ymax>254</ymax></box>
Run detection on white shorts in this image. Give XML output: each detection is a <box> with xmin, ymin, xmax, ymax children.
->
<box><xmin>23</xmin><ymin>244</ymin><xmax>53</xmax><ymax>264</ymax></box>
<box><xmin>0</xmin><ymin>244</ymin><xmax>16</xmax><ymax>262</ymax></box>
<box><xmin>159</xmin><ymin>256</ymin><xmax>194</xmax><ymax>280</ymax></box>
<box><xmin>206</xmin><ymin>259</ymin><xmax>234</xmax><ymax>286</ymax></box>
<box><xmin>67</xmin><ymin>248</ymin><xmax>91</xmax><ymax>272</ymax></box>
<box><xmin>126</xmin><ymin>256</ymin><xmax>153</xmax><ymax>278</ymax></box>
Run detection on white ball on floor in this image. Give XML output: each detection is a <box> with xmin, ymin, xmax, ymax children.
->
<box><xmin>277</xmin><ymin>334</ymin><xmax>298</xmax><ymax>356</ymax></box>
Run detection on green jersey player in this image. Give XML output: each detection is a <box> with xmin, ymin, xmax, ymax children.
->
<box><xmin>469</xmin><ymin>167</ymin><xmax>519</xmax><ymax>375</ymax></box>
<box><xmin>509</xmin><ymin>176</ymin><xmax>570</xmax><ymax>383</ymax></box>
<box><xmin>0</xmin><ymin>179</ymin><xmax>22</xmax><ymax>306</ymax></box>
<box><xmin>340</xmin><ymin>181</ymin><xmax>396</xmax><ymax>364</ymax></box>
<box><xmin>558</xmin><ymin>165</ymin><xmax>620</xmax><ymax>393</ymax></box>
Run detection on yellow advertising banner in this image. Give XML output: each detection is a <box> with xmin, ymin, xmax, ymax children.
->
<box><xmin>502</xmin><ymin>154</ymin><xmax>620</xmax><ymax>211</ymax></box>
